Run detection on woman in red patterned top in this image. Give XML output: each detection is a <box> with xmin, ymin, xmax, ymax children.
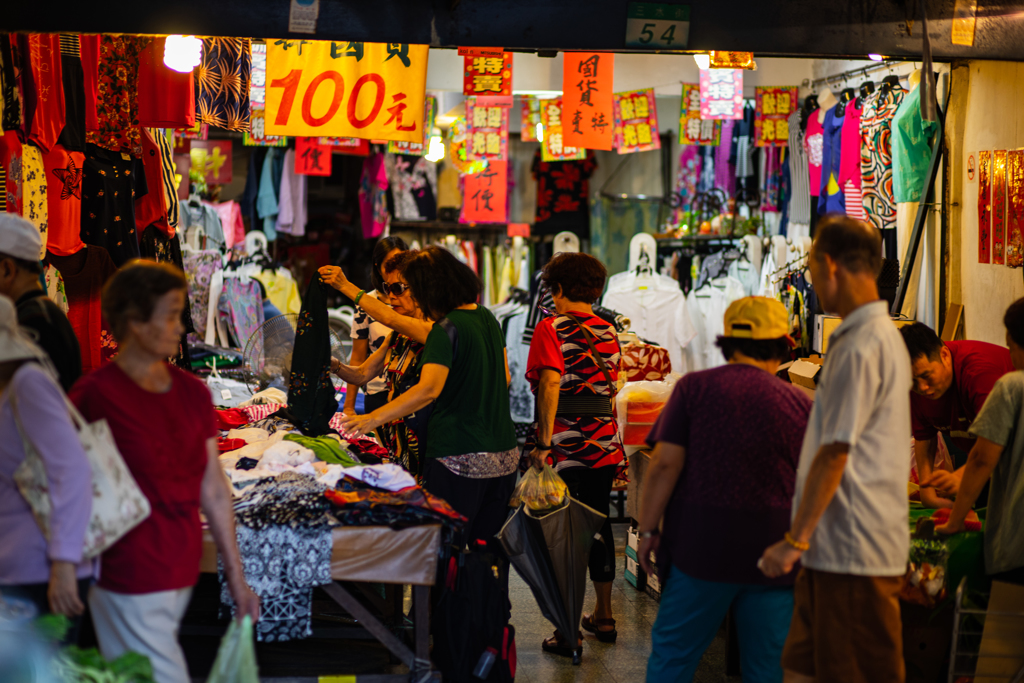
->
<box><xmin>526</xmin><ymin>252</ymin><xmax>624</xmax><ymax>656</ymax></box>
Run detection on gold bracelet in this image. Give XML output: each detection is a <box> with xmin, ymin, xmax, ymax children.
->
<box><xmin>784</xmin><ymin>532</ymin><xmax>810</xmax><ymax>552</ymax></box>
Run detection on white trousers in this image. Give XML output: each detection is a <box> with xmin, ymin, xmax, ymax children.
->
<box><xmin>89</xmin><ymin>585</ymin><xmax>194</xmax><ymax>683</ymax></box>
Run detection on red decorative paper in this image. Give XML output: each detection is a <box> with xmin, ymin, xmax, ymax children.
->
<box><xmin>993</xmin><ymin>150</ymin><xmax>1007</xmax><ymax>264</ymax></box>
<box><xmin>540</xmin><ymin>98</ymin><xmax>585</xmax><ymax>162</ymax></box>
<box><xmin>1007</xmin><ymin>150</ymin><xmax>1024</xmax><ymax>268</ymax></box>
<box><xmin>613</xmin><ymin>88</ymin><xmax>660</xmax><ymax>155</ymax></box>
<box><xmin>189</xmin><ymin>140</ymin><xmax>232</xmax><ymax>185</ymax></box>
<box><xmin>699</xmin><ymin>69</ymin><xmax>744</xmax><ymax>120</ymax></box>
<box><xmin>521</xmin><ymin>97</ymin><xmax>541</xmax><ymax>142</ymax></box>
<box><xmin>755</xmin><ymin>86</ymin><xmax>797</xmax><ymax>147</ymax></box>
<box><xmin>295</xmin><ymin>137</ymin><xmax>332</xmax><ymax>176</ymax></box>
<box><xmin>463</xmin><ymin>161</ymin><xmax>507</xmax><ymax>223</ymax></box>
<box><xmin>562</xmin><ymin>52</ymin><xmax>615</xmax><ymax>151</ymax></box>
<box><xmin>466</xmin><ymin>98</ymin><xmax>509</xmax><ymax>161</ymax></box>
<box><xmin>978</xmin><ymin>150</ymin><xmax>992</xmax><ymax>263</ymax></box>
<box><xmin>678</xmin><ymin>83</ymin><xmax>720</xmax><ymax>146</ymax></box>
<box><xmin>319</xmin><ymin>137</ymin><xmax>370</xmax><ymax>156</ymax></box>
<box><xmin>463</xmin><ymin>52</ymin><xmax>512</xmax><ymax>97</ymax></box>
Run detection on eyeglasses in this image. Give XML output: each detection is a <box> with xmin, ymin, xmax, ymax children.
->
<box><xmin>382</xmin><ymin>282</ymin><xmax>411</xmax><ymax>297</ymax></box>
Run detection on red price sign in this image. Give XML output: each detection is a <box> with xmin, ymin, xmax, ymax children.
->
<box><xmin>463</xmin><ymin>51</ymin><xmax>512</xmax><ymax>97</ymax></box>
<box><xmin>265</xmin><ymin>40</ymin><xmax>428</xmax><ymax>143</ymax></box>
<box><xmin>295</xmin><ymin>137</ymin><xmax>332</xmax><ymax>176</ymax></box>
<box><xmin>463</xmin><ymin>161</ymin><xmax>507</xmax><ymax>223</ymax></box>
<box><xmin>562</xmin><ymin>52</ymin><xmax>615</xmax><ymax>151</ymax></box>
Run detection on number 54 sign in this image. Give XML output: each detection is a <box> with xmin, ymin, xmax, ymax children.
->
<box><xmin>625</xmin><ymin>3</ymin><xmax>690</xmax><ymax>49</ymax></box>
<box><xmin>265</xmin><ymin>40</ymin><xmax>429</xmax><ymax>143</ymax></box>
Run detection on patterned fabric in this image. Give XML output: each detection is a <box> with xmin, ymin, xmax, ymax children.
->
<box><xmin>182</xmin><ymin>250</ymin><xmax>222</xmax><ymax>341</ymax></box>
<box><xmin>80</xmin><ymin>143</ymin><xmax>147</xmax><ymax>266</ymax></box>
<box><xmin>844</xmin><ymin>180</ymin><xmax>868</xmax><ymax>221</ymax></box>
<box><xmin>860</xmin><ymin>86</ymin><xmax>906</xmax><ymax>232</ymax></box>
<box><xmin>44</xmin><ymin>264</ymin><xmax>69</xmax><ymax>314</ymax></box>
<box><xmin>384</xmin><ymin>153</ymin><xmax>438</xmax><ymax>221</ymax></box>
<box><xmin>527</xmin><ymin>313</ymin><xmax>624</xmax><ymax>470</ymax></box>
<box><xmin>85</xmin><ymin>35</ymin><xmax>149</xmax><ymax>156</ymax></box>
<box><xmin>358</xmin><ymin>153</ymin><xmax>389</xmax><ymax>239</ymax></box>
<box><xmin>151</xmin><ymin>129</ymin><xmax>179</xmax><ymax>234</ymax></box>
<box><xmin>196</xmin><ymin>38</ymin><xmax>251</xmax><ymax>132</ymax></box>
<box><xmin>438</xmin><ymin>448</ymin><xmax>520</xmax><ymax>479</ymax></box>
<box><xmin>218</xmin><ymin>277</ymin><xmax>265</xmax><ymax>349</ymax></box>
<box><xmin>377</xmin><ymin>333</ymin><xmax>426</xmax><ymax>477</ymax></box>
<box><xmin>350</xmin><ymin>292</ymin><xmax>389</xmax><ymax>395</ymax></box>
<box><xmin>281</xmin><ymin>275</ymin><xmax>338</xmax><ymax>436</ymax></box>
<box><xmin>620</xmin><ymin>341</ymin><xmax>672</xmax><ymax>383</ymax></box>
<box><xmin>670</xmin><ymin>145</ymin><xmax>701</xmax><ymax>224</ymax></box>
<box><xmin>532</xmin><ymin>149</ymin><xmax>598</xmax><ymax>237</ymax></box>
<box><xmin>21</xmin><ymin>143</ymin><xmax>47</xmax><ymax>255</ymax></box>
<box><xmin>0</xmin><ymin>36</ymin><xmax>24</xmax><ymax>131</ymax></box>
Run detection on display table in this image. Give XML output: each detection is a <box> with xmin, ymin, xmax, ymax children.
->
<box><xmin>199</xmin><ymin>524</ymin><xmax>441</xmax><ymax>682</ymax></box>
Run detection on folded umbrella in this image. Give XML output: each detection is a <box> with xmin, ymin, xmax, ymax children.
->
<box><xmin>497</xmin><ymin>497</ymin><xmax>606</xmax><ymax>665</ymax></box>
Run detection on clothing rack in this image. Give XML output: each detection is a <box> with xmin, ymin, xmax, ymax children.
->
<box><xmin>770</xmin><ymin>252</ymin><xmax>809</xmax><ymax>284</ymax></box>
<box><xmin>802</xmin><ymin>60</ymin><xmax>905</xmax><ymax>92</ymax></box>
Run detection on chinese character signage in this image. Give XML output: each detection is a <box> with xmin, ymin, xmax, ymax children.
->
<box><xmin>613</xmin><ymin>88</ymin><xmax>660</xmax><ymax>155</ymax></box>
<box><xmin>1008</xmin><ymin>150</ymin><xmax>1024</xmax><ymax>268</ymax></box>
<box><xmin>540</xmin><ymin>99</ymin><xmax>586</xmax><ymax>162</ymax></box>
<box><xmin>189</xmin><ymin>140</ymin><xmax>232</xmax><ymax>185</ymax></box>
<box><xmin>754</xmin><ymin>86</ymin><xmax>796</xmax><ymax>147</ymax></box>
<box><xmin>463</xmin><ymin>161</ymin><xmax>508</xmax><ymax>223</ymax></box>
<box><xmin>388</xmin><ymin>96</ymin><xmax>435</xmax><ymax>156</ymax></box>
<box><xmin>521</xmin><ymin>97</ymin><xmax>541</xmax><ymax>142</ymax></box>
<box><xmin>265</xmin><ymin>40</ymin><xmax>429</xmax><ymax>143</ymax></box>
<box><xmin>320</xmin><ymin>137</ymin><xmax>370</xmax><ymax>156</ymax></box>
<box><xmin>993</xmin><ymin>149</ymin><xmax>1007</xmax><ymax>265</ymax></box>
<box><xmin>979</xmin><ymin>150</ymin><xmax>991</xmax><ymax>263</ymax></box>
<box><xmin>463</xmin><ymin>52</ymin><xmax>512</xmax><ymax>97</ymax></box>
<box><xmin>466</xmin><ymin>98</ymin><xmax>509</xmax><ymax>161</ymax></box>
<box><xmin>561</xmin><ymin>52</ymin><xmax>615</xmax><ymax>151</ymax></box>
<box><xmin>700</xmin><ymin>69</ymin><xmax>744</xmax><ymax>120</ymax></box>
<box><xmin>247</xmin><ymin>43</ymin><xmax>288</xmax><ymax>147</ymax></box>
<box><xmin>678</xmin><ymin>83</ymin><xmax>720</xmax><ymax>146</ymax></box>
<box><xmin>295</xmin><ymin>137</ymin><xmax>332</xmax><ymax>176</ymax></box>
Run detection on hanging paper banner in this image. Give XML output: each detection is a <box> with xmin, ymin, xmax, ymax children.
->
<box><xmin>710</xmin><ymin>51</ymin><xmax>756</xmax><ymax>70</ymax></box>
<box><xmin>993</xmin><ymin>150</ymin><xmax>1008</xmax><ymax>265</ymax></box>
<box><xmin>507</xmin><ymin>223</ymin><xmax>530</xmax><ymax>237</ymax></box>
<box><xmin>951</xmin><ymin>0</ymin><xmax>978</xmax><ymax>46</ymax></box>
<box><xmin>295</xmin><ymin>137</ymin><xmax>332</xmax><ymax>176</ymax></box>
<box><xmin>466</xmin><ymin>98</ymin><xmax>509</xmax><ymax>161</ymax></box>
<box><xmin>175</xmin><ymin>122</ymin><xmax>208</xmax><ymax>153</ymax></box>
<box><xmin>320</xmin><ymin>136</ymin><xmax>370</xmax><ymax>156</ymax></box>
<box><xmin>388</xmin><ymin>96</ymin><xmax>435</xmax><ymax>156</ymax></box>
<box><xmin>244</xmin><ymin>108</ymin><xmax>288</xmax><ymax>147</ymax></box>
<box><xmin>679</xmin><ymin>83</ymin><xmax>720</xmax><ymax>146</ymax></box>
<box><xmin>189</xmin><ymin>140</ymin><xmax>232</xmax><ymax>185</ymax></box>
<box><xmin>247</xmin><ymin>42</ymin><xmax>288</xmax><ymax>147</ymax></box>
<box><xmin>561</xmin><ymin>52</ymin><xmax>615</xmax><ymax>151</ymax></box>
<box><xmin>463</xmin><ymin>161</ymin><xmax>508</xmax><ymax>223</ymax></box>
<box><xmin>978</xmin><ymin>150</ymin><xmax>992</xmax><ymax>264</ymax></box>
<box><xmin>755</xmin><ymin>86</ymin><xmax>797</xmax><ymax>147</ymax></box>
<box><xmin>1008</xmin><ymin>150</ymin><xmax>1024</xmax><ymax>268</ymax></box>
<box><xmin>700</xmin><ymin>69</ymin><xmax>744</xmax><ymax>120</ymax></box>
<box><xmin>613</xmin><ymin>88</ymin><xmax>660</xmax><ymax>155</ymax></box>
<box><xmin>463</xmin><ymin>52</ymin><xmax>512</xmax><ymax>98</ymax></box>
<box><xmin>448</xmin><ymin>117</ymin><xmax>487</xmax><ymax>175</ymax></box>
<box><xmin>265</xmin><ymin>40</ymin><xmax>429</xmax><ymax>143</ymax></box>
<box><xmin>540</xmin><ymin>99</ymin><xmax>586</xmax><ymax>162</ymax></box>
<box><xmin>521</xmin><ymin>97</ymin><xmax>541</xmax><ymax>142</ymax></box>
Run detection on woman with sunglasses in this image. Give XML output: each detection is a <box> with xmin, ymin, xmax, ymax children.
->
<box><xmin>344</xmin><ymin>236</ymin><xmax>408</xmax><ymax>416</ymax></box>
<box><xmin>324</xmin><ymin>252</ymin><xmax>433</xmax><ymax>474</ymax></box>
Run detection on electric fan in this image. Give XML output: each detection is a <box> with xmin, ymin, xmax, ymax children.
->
<box><xmin>241</xmin><ymin>314</ymin><xmax>353</xmax><ymax>395</ymax></box>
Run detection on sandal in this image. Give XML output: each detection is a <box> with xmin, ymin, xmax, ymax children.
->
<box><xmin>542</xmin><ymin>630</ymin><xmax>583</xmax><ymax>659</ymax></box>
<box><xmin>581</xmin><ymin>614</ymin><xmax>618</xmax><ymax>643</ymax></box>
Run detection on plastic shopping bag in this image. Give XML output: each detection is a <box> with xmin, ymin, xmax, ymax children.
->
<box><xmin>615</xmin><ymin>378</ymin><xmax>678</xmax><ymax>446</ymax></box>
<box><xmin>206</xmin><ymin>615</ymin><xmax>259</xmax><ymax>683</ymax></box>
<box><xmin>509</xmin><ymin>463</ymin><xmax>568</xmax><ymax>514</ymax></box>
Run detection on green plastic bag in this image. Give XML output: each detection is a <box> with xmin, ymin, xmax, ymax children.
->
<box><xmin>206</xmin><ymin>616</ymin><xmax>259</xmax><ymax>683</ymax></box>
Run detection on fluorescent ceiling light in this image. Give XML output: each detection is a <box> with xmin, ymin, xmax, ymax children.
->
<box><xmin>868</xmin><ymin>53</ymin><xmax>884</xmax><ymax>61</ymax></box>
<box><xmin>693</xmin><ymin>54</ymin><xmax>711</xmax><ymax>70</ymax></box>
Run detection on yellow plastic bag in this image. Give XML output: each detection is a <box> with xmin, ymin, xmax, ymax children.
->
<box><xmin>510</xmin><ymin>464</ymin><xmax>568</xmax><ymax>513</ymax></box>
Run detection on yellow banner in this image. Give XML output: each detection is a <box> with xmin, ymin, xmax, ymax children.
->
<box><xmin>265</xmin><ymin>40</ymin><xmax>428</xmax><ymax>142</ymax></box>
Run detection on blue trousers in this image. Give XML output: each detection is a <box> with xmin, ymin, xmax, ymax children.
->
<box><xmin>647</xmin><ymin>565</ymin><xmax>794</xmax><ymax>683</ymax></box>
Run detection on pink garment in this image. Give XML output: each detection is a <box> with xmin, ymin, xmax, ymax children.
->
<box><xmin>359</xmin><ymin>153</ymin><xmax>389</xmax><ymax>239</ymax></box>
<box><xmin>276</xmin><ymin>149</ymin><xmax>308</xmax><ymax>237</ymax></box>
<box><xmin>715</xmin><ymin>120</ymin><xmax>737</xmax><ymax>197</ymax></box>
<box><xmin>838</xmin><ymin>104</ymin><xmax>863</xmax><ymax>191</ymax></box>
<box><xmin>805</xmin><ymin>113</ymin><xmax>824</xmax><ymax>198</ymax></box>
<box><xmin>210</xmin><ymin>201</ymin><xmax>245</xmax><ymax>249</ymax></box>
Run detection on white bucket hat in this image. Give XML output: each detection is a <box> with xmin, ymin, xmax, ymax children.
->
<box><xmin>0</xmin><ymin>294</ymin><xmax>49</xmax><ymax>365</ymax></box>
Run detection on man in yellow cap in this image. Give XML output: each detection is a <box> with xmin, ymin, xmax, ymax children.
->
<box><xmin>639</xmin><ymin>295</ymin><xmax>812</xmax><ymax>683</ymax></box>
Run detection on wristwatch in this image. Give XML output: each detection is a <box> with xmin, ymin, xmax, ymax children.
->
<box><xmin>639</xmin><ymin>530</ymin><xmax>660</xmax><ymax>539</ymax></box>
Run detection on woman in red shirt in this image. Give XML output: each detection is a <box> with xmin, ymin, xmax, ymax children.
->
<box><xmin>70</xmin><ymin>262</ymin><xmax>258</xmax><ymax>683</ymax></box>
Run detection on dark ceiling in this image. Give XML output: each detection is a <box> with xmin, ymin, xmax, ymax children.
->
<box><xmin>4</xmin><ymin>0</ymin><xmax>1024</xmax><ymax>60</ymax></box>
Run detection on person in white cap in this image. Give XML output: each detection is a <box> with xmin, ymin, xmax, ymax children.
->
<box><xmin>0</xmin><ymin>213</ymin><xmax>81</xmax><ymax>391</ymax></box>
<box><xmin>0</xmin><ymin>294</ymin><xmax>93</xmax><ymax>643</ymax></box>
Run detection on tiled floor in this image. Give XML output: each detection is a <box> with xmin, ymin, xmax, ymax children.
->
<box><xmin>510</xmin><ymin>523</ymin><xmax>738</xmax><ymax>683</ymax></box>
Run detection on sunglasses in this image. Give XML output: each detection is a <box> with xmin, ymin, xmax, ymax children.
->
<box><xmin>382</xmin><ymin>282</ymin><xmax>411</xmax><ymax>297</ymax></box>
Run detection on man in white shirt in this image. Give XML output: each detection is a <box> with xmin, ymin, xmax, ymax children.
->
<box><xmin>759</xmin><ymin>215</ymin><xmax>912</xmax><ymax>683</ymax></box>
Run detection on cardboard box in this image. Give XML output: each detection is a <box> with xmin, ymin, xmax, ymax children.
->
<box><xmin>627</xmin><ymin>526</ymin><xmax>640</xmax><ymax>554</ymax></box>
<box><xmin>788</xmin><ymin>359</ymin><xmax>821</xmax><ymax>389</ymax></box>
<box><xmin>625</xmin><ymin>556</ymin><xmax>646</xmax><ymax>590</ymax></box>
<box><xmin>815</xmin><ymin>314</ymin><xmax>917</xmax><ymax>354</ymax></box>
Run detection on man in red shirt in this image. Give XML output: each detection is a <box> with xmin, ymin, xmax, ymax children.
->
<box><xmin>900</xmin><ymin>323</ymin><xmax>1014</xmax><ymax>508</ymax></box>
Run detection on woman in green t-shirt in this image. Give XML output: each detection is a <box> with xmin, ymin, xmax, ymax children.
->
<box><xmin>321</xmin><ymin>247</ymin><xmax>518</xmax><ymax>544</ymax></box>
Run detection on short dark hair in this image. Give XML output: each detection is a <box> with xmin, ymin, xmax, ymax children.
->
<box><xmin>541</xmin><ymin>253</ymin><xmax>607</xmax><ymax>304</ymax></box>
<box><xmin>371</xmin><ymin>236</ymin><xmax>409</xmax><ymax>292</ymax></box>
<box><xmin>0</xmin><ymin>252</ymin><xmax>42</xmax><ymax>275</ymax></box>
<box><xmin>102</xmin><ymin>260</ymin><xmax>188</xmax><ymax>342</ymax></box>
<box><xmin>900</xmin><ymin>322</ymin><xmax>944</xmax><ymax>362</ymax></box>
<box><xmin>714</xmin><ymin>336</ymin><xmax>792</xmax><ymax>362</ymax></box>
<box><xmin>812</xmin><ymin>214</ymin><xmax>883</xmax><ymax>276</ymax></box>
<box><xmin>1005</xmin><ymin>297</ymin><xmax>1024</xmax><ymax>347</ymax></box>
<box><xmin>382</xmin><ymin>249</ymin><xmax>418</xmax><ymax>276</ymax></box>
<box><xmin>402</xmin><ymin>246</ymin><xmax>482</xmax><ymax>321</ymax></box>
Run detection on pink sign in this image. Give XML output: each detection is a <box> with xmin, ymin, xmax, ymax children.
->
<box><xmin>699</xmin><ymin>69</ymin><xmax>744</xmax><ymax>120</ymax></box>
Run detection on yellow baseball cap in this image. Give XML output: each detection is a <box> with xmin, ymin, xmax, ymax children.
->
<box><xmin>723</xmin><ymin>296</ymin><xmax>795</xmax><ymax>346</ymax></box>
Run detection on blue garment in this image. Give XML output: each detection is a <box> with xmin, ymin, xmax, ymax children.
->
<box><xmin>817</xmin><ymin>106</ymin><xmax>846</xmax><ymax>216</ymax></box>
<box><xmin>262</xmin><ymin>298</ymin><xmax>283</xmax><ymax>321</ymax></box>
<box><xmin>647</xmin><ymin>565</ymin><xmax>794</xmax><ymax>683</ymax></box>
<box><xmin>256</xmin><ymin>148</ymin><xmax>281</xmax><ymax>240</ymax></box>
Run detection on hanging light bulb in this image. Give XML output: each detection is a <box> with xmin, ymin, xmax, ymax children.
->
<box><xmin>164</xmin><ymin>35</ymin><xmax>203</xmax><ymax>73</ymax></box>
<box><xmin>536</xmin><ymin>122</ymin><xmax>544</xmax><ymax>142</ymax></box>
<box><xmin>425</xmin><ymin>134</ymin><xmax>445</xmax><ymax>162</ymax></box>
<box><xmin>867</xmin><ymin>53</ymin><xmax>884</xmax><ymax>61</ymax></box>
<box><xmin>693</xmin><ymin>53</ymin><xmax>711</xmax><ymax>70</ymax></box>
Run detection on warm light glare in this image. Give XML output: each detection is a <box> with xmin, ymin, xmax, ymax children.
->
<box><xmin>536</xmin><ymin>122</ymin><xmax>544</xmax><ymax>142</ymax></box>
<box><xmin>164</xmin><ymin>35</ymin><xmax>202</xmax><ymax>73</ymax></box>
<box><xmin>868</xmin><ymin>53</ymin><xmax>884</xmax><ymax>61</ymax></box>
<box><xmin>425</xmin><ymin>135</ymin><xmax>445</xmax><ymax>162</ymax></box>
<box><xmin>693</xmin><ymin>53</ymin><xmax>711</xmax><ymax>70</ymax></box>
